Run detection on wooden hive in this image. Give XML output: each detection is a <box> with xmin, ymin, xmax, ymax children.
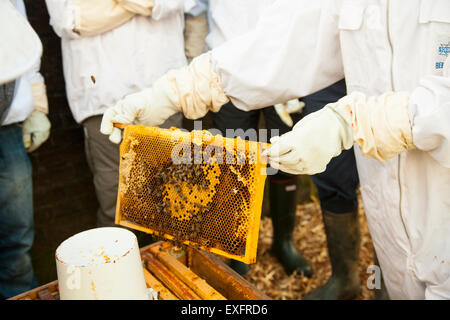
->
<box><xmin>10</xmin><ymin>241</ymin><xmax>270</xmax><ymax>300</ymax></box>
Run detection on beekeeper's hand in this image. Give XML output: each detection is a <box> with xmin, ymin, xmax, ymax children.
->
<box><xmin>116</xmin><ymin>0</ymin><xmax>155</xmax><ymax>16</ymax></box>
<box><xmin>22</xmin><ymin>110</ymin><xmax>51</xmax><ymax>152</ymax></box>
<box><xmin>263</xmin><ymin>92</ymin><xmax>415</xmax><ymax>175</ymax></box>
<box><xmin>274</xmin><ymin>99</ymin><xmax>305</xmax><ymax>127</ymax></box>
<box><xmin>101</xmin><ymin>52</ymin><xmax>229</xmax><ymax>144</ymax></box>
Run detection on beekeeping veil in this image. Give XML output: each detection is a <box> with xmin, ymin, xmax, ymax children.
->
<box><xmin>0</xmin><ymin>0</ymin><xmax>42</xmax><ymax>122</ymax></box>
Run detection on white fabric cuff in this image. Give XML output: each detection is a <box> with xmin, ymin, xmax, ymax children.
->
<box><xmin>164</xmin><ymin>52</ymin><xmax>229</xmax><ymax>119</ymax></box>
<box><xmin>31</xmin><ymin>82</ymin><xmax>49</xmax><ymax>114</ymax></box>
<box><xmin>333</xmin><ymin>92</ymin><xmax>415</xmax><ymax>161</ymax></box>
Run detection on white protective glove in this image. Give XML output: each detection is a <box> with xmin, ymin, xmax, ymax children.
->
<box><xmin>73</xmin><ymin>0</ymin><xmax>136</xmax><ymax>37</ymax></box>
<box><xmin>274</xmin><ymin>99</ymin><xmax>305</xmax><ymax>127</ymax></box>
<box><xmin>101</xmin><ymin>52</ymin><xmax>229</xmax><ymax>143</ymax></box>
<box><xmin>23</xmin><ymin>110</ymin><xmax>51</xmax><ymax>152</ymax></box>
<box><xmin>116</xmin><ymin>0</ymin><xmax>155</xmax><ymax>16</ymax></box>
<box><xmin>263</xmin><ymin>92</ymin><xmax>415</xmax><ymax>175</ymax></box>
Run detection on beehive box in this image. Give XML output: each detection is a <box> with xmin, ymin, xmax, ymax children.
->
<box><xmin>10</xmin><ymin>241</ymin><xmax>270</xmax><ymax>300</ymax></box>
<box><xmin>115</xmin><ymin>126</ymin><xmax>268</xmax><ymax>264</ymax></box>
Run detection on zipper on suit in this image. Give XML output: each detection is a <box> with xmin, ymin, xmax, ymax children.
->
<box><xmin>386</xmin><ymin>0</ymin><xmax>412</xmax><ymax>247</ymax></box>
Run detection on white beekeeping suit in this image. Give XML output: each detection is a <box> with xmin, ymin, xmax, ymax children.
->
<box><xmin>45</xmin><ymin>0</ymin><xmax>196</xmax><ymax>124</ymax></box>
<box><xmin>199</xmin><ymin>0</ymin><xmax>304</xmax><ymax>125</ymax></box>
<box><xmin>101</xmin><ymin>0</ymin><xmax>450</xmax><ymax>299</ymax></box>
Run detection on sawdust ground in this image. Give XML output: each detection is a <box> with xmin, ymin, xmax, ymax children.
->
<box><xmin>243</xmin><ymin>199</ymin><xmax>376</xmax><ymax>300</ymax></box>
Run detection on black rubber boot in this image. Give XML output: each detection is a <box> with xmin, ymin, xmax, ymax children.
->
<box><xmin>270</xmin><ymin>179</ymin><xmax>313</xmax><ymax>277</ymax></box>
<box><xmin>303</xmin><ymin>210</ymin><xmax>361</xmax><ymax>300</ymax></box>
<box><xmin>229</xmin><ymin>259</ymin><xmax>250</xmax><ymax>276</ymax></box>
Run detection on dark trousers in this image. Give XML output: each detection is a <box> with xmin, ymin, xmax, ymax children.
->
<box><xmin>212</xmin><ymin>79</ymin><xmax>359</xmax><ymax>213</ymax></box>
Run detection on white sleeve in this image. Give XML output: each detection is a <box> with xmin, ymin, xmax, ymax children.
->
<box><xmin>45</xmin><ymin>0</ymin><xmax>79</xmax><ymax>39</ymax></box>
<box><xmin>151</xmin><ymin>0</ymin><xmax>192</xmax><ymax>20</ymax></box>
<box><xmin>211</xmin><ymin>0</ymin><xmax>343</xmax><ymax>111</ymax></box>
<box><xmin>24</xmin><ymin>56</ymin><xmax>44</xmax><ymax>85</ymax></box>
<box><xmin>409</xmin><ymin>73</ymin><xmax>450</xmax><ymax>168</ymax></box>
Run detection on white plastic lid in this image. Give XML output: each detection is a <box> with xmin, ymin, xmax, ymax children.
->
<box><xmin>55</xmin><ymin>227</ymin><xmax>138</xmax><ymax>267</ymax></box>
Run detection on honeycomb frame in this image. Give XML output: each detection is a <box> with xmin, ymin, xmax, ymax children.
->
<box><xmin>115</xmin><ymin>125</ymin><xmax>268</xmax><ymax>264</ymax></box>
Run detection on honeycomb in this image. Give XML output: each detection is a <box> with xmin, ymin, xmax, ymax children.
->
<box><xmin>115</xmin><ymin>125</ymin><xmax>268</xmax><ymax>264</ymax></box>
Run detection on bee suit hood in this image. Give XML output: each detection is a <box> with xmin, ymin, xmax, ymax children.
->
<box><xmin>0</xmin><ymin>0</ymin><xmax>42</xmax><ymax>85</ymax></box>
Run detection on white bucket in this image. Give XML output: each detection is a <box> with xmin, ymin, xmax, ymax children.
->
<box><xmin>56</xmin><ymin>227</ymin><xmax>149</xmax><ymax>300</ymax></box>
